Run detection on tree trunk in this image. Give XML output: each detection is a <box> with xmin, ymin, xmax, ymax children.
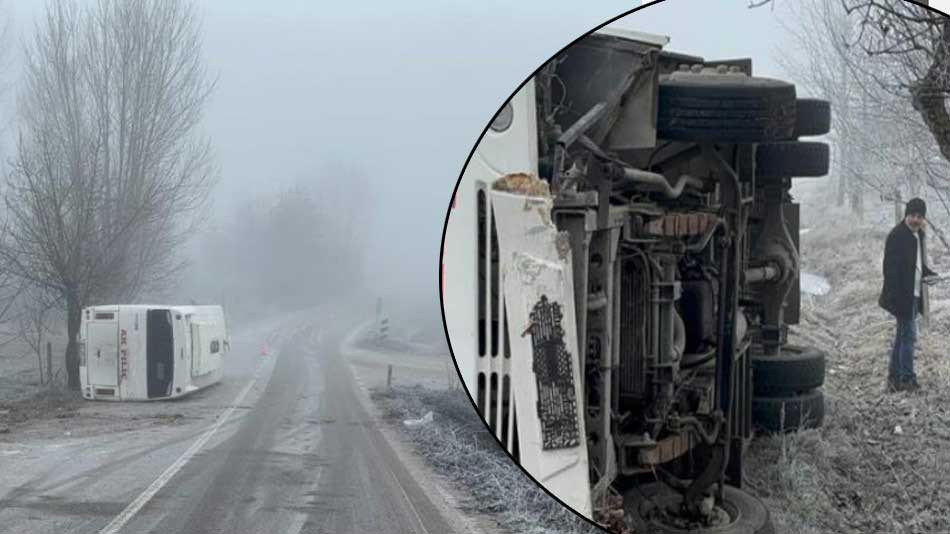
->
<box><xmin>836</xmin><ymin>160</ymin><xmax>847</xmax><ymax>207</ymax></box>
<box><xmin>36</xmin><ymin>345</ymin><xmax>44</xmax><ymax>386</ymax></box>
<box><xmin>894</xmin><ymin>189</ymin><xmax>904</xmax><ymax>226</ymax></box>
<box><xmin>47</xmin><ymin>342</ymin><xmax>52</xmax><ymax>386</ymax></box>
<box><xmin>65</xmin><ymin>294</ymin><xmax>82</xmax><ymax>390</ymax></box>
<box><xmin>910</xmin><ymin>20</ymin><xmax>950</xmax><ymax>165</ymax></box>
<box><xmin>835</xmin><ymin>132</ymin><xmax>851</xmax><ymax>207</ymax></box>
<box><xmin>849</xmin><ymin>144</ymin><xmax>864</xmax><ymax>221</ymax></box>
<box><xmin>851</xmin><ymin>180</ymin><xmax>864</xmax><ymax>221</ymax></box>
<box><xmin>909</xmin><ymin>175</ymin><xmax>921</xmax><ymax>198</ymax></box>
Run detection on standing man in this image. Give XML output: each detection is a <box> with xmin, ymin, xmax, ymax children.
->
<box><xmin>879</xmin><ymin>197</ymin><xmax>938</xmax><ymax>392</ymax></box>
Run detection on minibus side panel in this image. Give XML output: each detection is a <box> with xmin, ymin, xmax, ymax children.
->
<box><xmin>88</xmin><ymin>322</ymin><xmax>119</xmax><ymax>389</ymax></box>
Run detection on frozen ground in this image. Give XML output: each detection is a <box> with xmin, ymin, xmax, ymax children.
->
<box><xmin>744</xmin><ymin>179</ymin><xmax>950</xmax><ymax>533</ymax></box>
<box><xmin>349</xmin><ymin>318</ymin><xmax>607</xmax><ymax>534</ymax></box>
<box><xmin>0</xmin><ymin>309</ymin><xmax>315</xmax><ymax>441</ymax></box>
<box><xmin>369</xmin><ymin>386</ymin><xmax>601</xmax><ymax>534</ymax></box>
<box><xmin>0</xmin><ymin>334</ymin><xmax>68</xmax><ymax>405</ymax></box>
<box><xmin>0</xmin><ymin>302</ymin><xmax>480</xmax><ymax>534</ymax></box>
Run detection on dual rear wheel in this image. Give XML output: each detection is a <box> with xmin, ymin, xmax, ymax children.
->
<box><xmin>751</xmin><ymin>345</ymin><xmax>827</xmax><ymax>433</ymax></box>
<box><xmin>657</xmin><ymin>72</ymin><xmax>831</xmax><ymax>177</ymax></box>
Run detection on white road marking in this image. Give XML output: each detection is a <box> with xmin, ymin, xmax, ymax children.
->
<box><xmin>98</xmin><ymin>374</ymin><xmax>261</xmax><ymax>534</ymax></box>
<box><xmin>385</xmin><ymin>459</ymin><xmax>430</xmax><ymax>534</ymax></box>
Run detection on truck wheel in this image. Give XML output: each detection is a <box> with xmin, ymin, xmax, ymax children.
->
<box><xmin>752</xmin><ymin>389</ymin><xmax>825</xmax><ymax>433</ymax></box>
<box><xmin>794</xmin><ymin>98</ymin><xmax>831</xmax><ymax>137</ymax></box>
<box><xmin>624</xmin><ymin>482</ymin><xmax>774</xmax><ymax>534</ymax></box>
<box><xmin>657</xmin><ymin>74</ymin><xmax>796</xmax><ymax>143</ymax></box>
<box><xmin>752</xmin><ymin>345</ymin><xmax>826</xmax><ymax>397</ymax></box>
<box><xmin>755</xmin><ymin>141</ymin><xmax>829</xmax><ymax>178</ymax></box>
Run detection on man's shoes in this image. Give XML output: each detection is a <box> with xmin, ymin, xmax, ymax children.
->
<box><xmin>886</xmin><ymin>376</ymin><xmax>922</xmax><ymax>393</ymax></box>
<box><xmin>887</xmin><ymin>378</ymin><xmax>902</xmax><ymax>393</ymax></box>
<box><xmin>905</xmin><ymin>377</ymin><xmax>921</xmax><ymax>392</ymax></box>
<box><xmin>892</xmin><ymin>377</ymin><xmax>920</xmax><ymax>392</ymax></box>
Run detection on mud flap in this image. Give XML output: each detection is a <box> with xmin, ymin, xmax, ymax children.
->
<box><xmin>490</xmin><ymin>190</ymin><xmax>592</xmax><ymax>518</ymax></box>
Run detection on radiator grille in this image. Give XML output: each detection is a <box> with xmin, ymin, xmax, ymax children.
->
<box><xmin>620</xmin><ymin>255</ymin><xmax>649</xmax><ymax>401</ymax></box>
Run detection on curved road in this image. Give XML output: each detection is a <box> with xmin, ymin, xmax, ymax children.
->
<box><xmin>0</xmin><ymin>312</ymin><xmax>458</xmax><ymax>534</ymax></box>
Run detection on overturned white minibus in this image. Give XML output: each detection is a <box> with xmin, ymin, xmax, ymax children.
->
<box><xmin>79</xmin><ymin>305</ymin><xmax>230</xmax><ymax>401</ymax></box>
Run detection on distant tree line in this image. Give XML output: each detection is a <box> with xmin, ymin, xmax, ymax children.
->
<box><xmin>190</xmin><ymin>171</ymin><xmax>370</xmax><ymax>319</ymax></box>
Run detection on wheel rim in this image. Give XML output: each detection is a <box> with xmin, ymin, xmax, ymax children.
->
<box><xmin>636</xmin><ymin>492</ymin><xmax>741</xmax><ymax>531</ymax></box>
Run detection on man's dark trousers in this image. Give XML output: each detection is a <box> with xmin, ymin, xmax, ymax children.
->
<box><xmin>890</xmin><ymin>297</ymin><xmax>920</xmax><ymax>384</ymax></box>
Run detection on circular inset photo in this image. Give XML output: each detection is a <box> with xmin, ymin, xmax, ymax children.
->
<box><xmin>442</xmin><ymin>0</ymin><xmax>950</xmax><ymax>532</ymax></box>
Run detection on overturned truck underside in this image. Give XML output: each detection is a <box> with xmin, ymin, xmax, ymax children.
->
<box><xmin>473</xmin><ymin>29</ymin><xmax>831</xmax><ymax>533</ymax></box>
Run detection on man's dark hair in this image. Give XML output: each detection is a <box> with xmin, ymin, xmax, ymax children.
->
<box><xmin>906</xmin><ymin>197</ymin><xmax>927</xmax><ymax>218</ymax></box>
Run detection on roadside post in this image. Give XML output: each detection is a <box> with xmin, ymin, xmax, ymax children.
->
<box><xmin>375</xmin><ymin>298</ymin><xmax>389</xmax><ymax>344</ymax></box>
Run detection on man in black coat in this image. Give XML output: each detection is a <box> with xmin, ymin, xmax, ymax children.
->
<box><xmin>879</xmin><ymin>198</ymin><xmax>938</xmax><ymax>392</ymax></box>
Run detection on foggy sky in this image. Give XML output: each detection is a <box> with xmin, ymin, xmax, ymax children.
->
<box><xmin>4</xmin><ymin>1</ymin><xmax>805</xmax><ymax>309</ymax></box>
<box><xmin>621</xmin><ymin>0</ymin><xmax>788</xmax><ymax>79</ymax></box>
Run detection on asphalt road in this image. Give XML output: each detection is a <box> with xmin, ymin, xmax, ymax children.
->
<box><xmin>0</xmin><ymin>310</ymin><xmax>458</xmax><ymax>534</ymax></box>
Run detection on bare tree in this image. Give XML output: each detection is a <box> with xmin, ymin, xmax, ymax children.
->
<box><xmin>775</xmin><ymin>0</ymin><xmax>947</xmax><ymax>220</ymax></box>
<box><xmin>837</xmin><ymin>1</ymin><xmax>950</xmax><ymax>161</ymax></box>
<box><xmin>776</xmin><ymin>0</ymin><xmax>862</xmax><ymax>209</ymax></box>
<box><xmin>15</xmin><ymin>288</ymin><xmax>57</xmax><ymax>386</ymax></box>
<box><xmin>1</xmin><ymin>0</ymin><xmax>217</xmax><ymax>389</ymax></box>
<box><xmin>751</xmin><ymin>1</ymin><xmax>931</xmax><ymax>11</ymax></box>
<box><xmin>0</xmin><ymin>0</ymin><xmax>27</xmax><ymax>350</ymax></box>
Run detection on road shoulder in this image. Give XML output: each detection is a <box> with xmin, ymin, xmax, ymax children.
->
<box><xmin>341</xmin><ymin>323</ymin><xmax>504</xmax><ymax>534</ymax></box>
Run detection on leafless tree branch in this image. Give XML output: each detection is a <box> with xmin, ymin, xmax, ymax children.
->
<box><xmin>1</xmin><ymin>0</ymin><xmax>217</xmax><ymax>389</ymax></box>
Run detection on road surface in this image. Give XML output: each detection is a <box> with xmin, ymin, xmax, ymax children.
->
<box><xmin>0</xmin><ymin>308</ymin><xmax>462</xmax><ymax>534</ymax></box>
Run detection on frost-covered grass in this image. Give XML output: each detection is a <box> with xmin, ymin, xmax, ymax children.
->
<box><xmin>372</xmin><ymin>386</ymin><xmax>605</xmax><ymax>534</ymax></box>
<box><xmin>747</xmin><ymin>182</ymin><xmax>950</xmax><ymax>533</ymax></box>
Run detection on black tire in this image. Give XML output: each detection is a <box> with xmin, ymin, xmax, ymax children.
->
<box><xmin>624</xmin><ymin>482</ymin><xmax>774</xmax><ymax>534</ymax></box>
<box><xmin>755</xmin><ymin>141</ymin><xmax>829</xmax><ymax>178</ymax></box>
<box><xmin>752</xmin><ymin>389</ymin><xmax>825</xmax><ymax>433</ymax></box>
<box><xmin>752</xmin><ymin>345</ymin><xmax>826</xmax><ymax>397</ymax></box>
<box><xmin>794</xmin><ymin>98</ymin><xmax>831</xmax><ymax>137</ymax></box>
<box><xmin>657</xmin><ymin>74</ymin><xmax>796</xmax><ymax>143</ymax></box>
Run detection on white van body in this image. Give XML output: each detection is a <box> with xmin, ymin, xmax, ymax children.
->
<box><xmin>79</xmin><ymin>305</ymin><xmax>230</xmax><ymax>401</ymax></box>
<box><xmin>441</xmin><ymin>26</ymin><xmax>670</xmax><ymax>520</ymax></box>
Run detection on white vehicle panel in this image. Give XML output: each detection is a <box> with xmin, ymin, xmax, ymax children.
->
<box><xmin>491</xmin><ymin>190</ymin><xmax>592</xmax><ymax>518</ymax></box>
